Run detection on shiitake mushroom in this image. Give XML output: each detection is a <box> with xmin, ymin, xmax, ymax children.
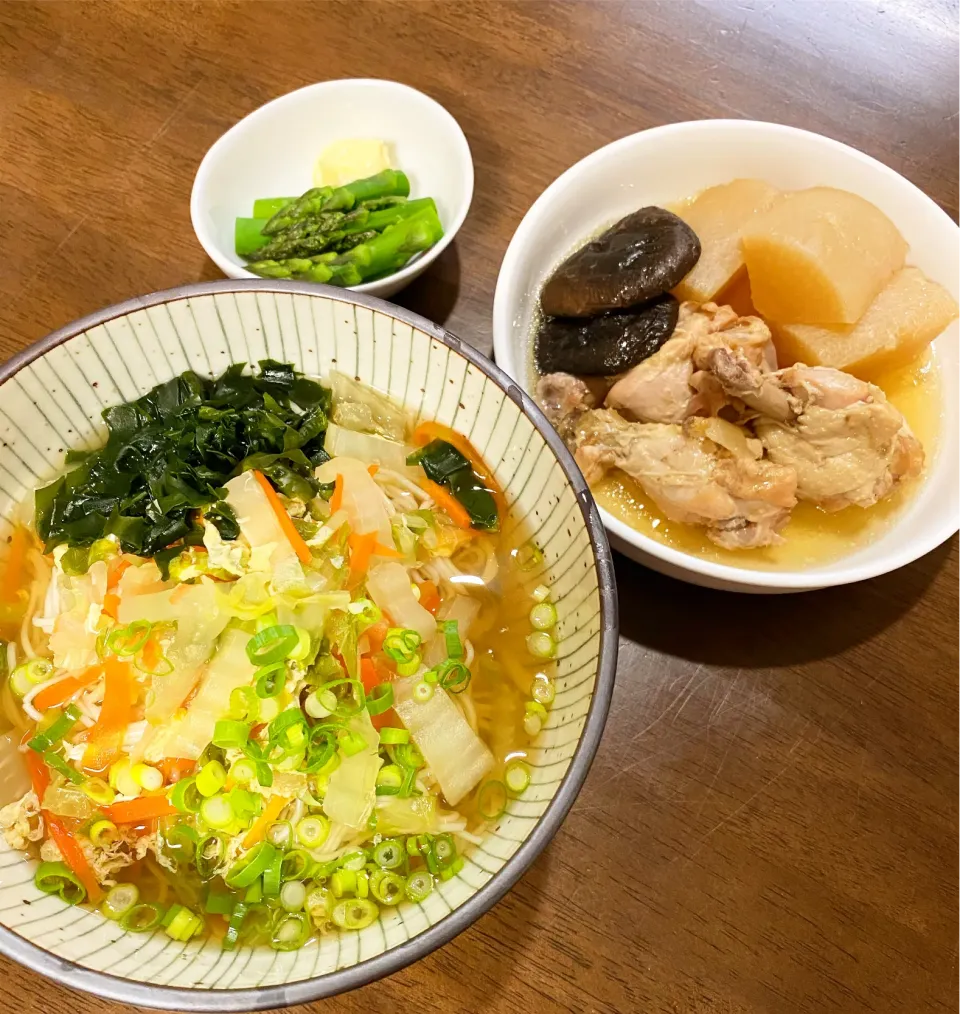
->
<box><xmin>535</xmin><ymin>293</ymin><xmax>680</xmax><ymax>375</ymax></box>
<box><xmin>540</xmin><ymin>207</ymin><xmax>701</xmax><ymax>317</ymax></box>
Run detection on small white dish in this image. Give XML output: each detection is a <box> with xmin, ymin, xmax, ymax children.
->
<box><xmin>493</xmin><ymin>119</ymin><xmax>959</xmax><ymax>593</ymax></box>
<box><xmin>191</xmin><ymin>79</ymin><xmax>474</xmax><ymax>299</ymax></box>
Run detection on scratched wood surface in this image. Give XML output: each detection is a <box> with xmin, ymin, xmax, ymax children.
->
<box><xmin>0</xmin><ymin>2</ymin><xmax>957</xmax><ymax>1012</ymax></box>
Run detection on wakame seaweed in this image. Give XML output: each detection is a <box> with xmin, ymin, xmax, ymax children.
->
<box><xmin>36</xmin><ymin>361</ymin><xmax>332</xmax><ymax>558</ymax></box>
<box><xmin>408</xmin><ymin>439</ymin><xmax>499</xmax><ymax>531</ymax></box>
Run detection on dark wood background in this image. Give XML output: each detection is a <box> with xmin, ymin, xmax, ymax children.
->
<box><xmin>0</xmin><ymin>2</ymin><xmax>957</xmax><ymax>1012</ymax></box>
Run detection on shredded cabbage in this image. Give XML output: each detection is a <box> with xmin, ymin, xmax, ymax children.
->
<box><xmin>323</xmin><ymin>424</ymin><xmax>411</xmax><ymax>471</ymax></box>
<box><xmin>329</xmin><ymin>371</ymin><xmax>408</xmax><ymax>439</ymax></box>
<box><xmin>321</xmin><ymin>714</ymin><xmax>382</xmax><ymax>830</ymax></box>
<box><xmin>393</xmin><ymin>677</ymin><xmax>493</xmax><ymax>805</ymax></box>
<box><xmin>366</xmin><ymin>562</ymin><xmax>436</xmax><ymax>642</ymax></box>
<box><xmin>315</xmin><ymin>457</ymin><xmax>392</xmax><ymax>546</ymax></box>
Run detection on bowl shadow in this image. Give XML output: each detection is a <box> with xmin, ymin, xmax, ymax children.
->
<box><xmin>391</xmin><ymin>242</ymin><xmax>461</xmax><ymax>326</ymax></box>
<box><xmin>614</xmin><ymin>538</ymin><xmax>956</xmax><ymax>667</ymax></box>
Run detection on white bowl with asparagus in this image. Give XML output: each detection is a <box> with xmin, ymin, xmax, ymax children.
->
<box><xmin>191</xmin><ymin>79</ymin><xmax>474</xmax><ymax>299</ymax></box>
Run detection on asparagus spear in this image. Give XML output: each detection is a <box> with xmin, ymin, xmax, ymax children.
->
<box><xmin>252</xmin><ymin>197</ymin><xmax>296</xmax><ymax>218</ymax></box>
<box><xmin>261</xmin><ymin>170</ymin><xmax>410</xmax><ymax>235</ymax></box>
<box><xmin>238</xmin><ymin>198</ymin><xmax>436</xmax><ymax>261</ymax></box>
<box><xmin>247</xmin><ymin>205</ymin><xmax>443</xmax><ymax>286</ymax></box>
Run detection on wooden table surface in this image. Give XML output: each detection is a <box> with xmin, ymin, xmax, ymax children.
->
<box><xmin>0</xmin><ymin>2</ymin><xmax>957</xmax><ymax>1012</ymax></box>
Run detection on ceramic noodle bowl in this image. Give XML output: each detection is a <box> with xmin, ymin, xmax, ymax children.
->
<box><xmin>0</xmin><ymin>281</ymin><xmax>617</xmax><ymax>1010</ymax></box>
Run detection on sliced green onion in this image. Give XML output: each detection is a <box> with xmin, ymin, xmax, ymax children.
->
<box><xmin>263</xmin><ymin>848</ymin><xmax>283</xmax><ymax>897</ymax></box>
<box><xmin>287</xmin><ymin>626</ymin><xmax>312</xmax><ymax>663</ymax></box>
<box><xmin>45</xmin><ymin>751</ymin><xmax>85</xmax><ymax>785</ymax></box>
<box><xmin>440</xmin><ymin>619</ymin><xmax>463</xmax><ymax>659</ymax></box>
<box><xmin>433</xmin><ymin>833</ymin><xmax>457</xmax><ymax>867</ymax></box>
<box><xmin>229</xmin><ymin>757</ymin><xmax>257</xmax><ymax>784</ymax></box>
<box><xmin>131</xmin><ymin>763</ymin><xmax>163</xmax><ymax>792</ymax></box>
<box><xmin>106</xmin><ymin>620</ymin><xmax>152</xmax><ymax>657</ymax></box>
<box><xmin>11</xmin><ymin>658</ymin><xmax>53</xmax><ymax>697</ymax></box>
<box><xmin>101</xmin><ymin>883</ymin><xmax>139</xmax><ymax>920</ymax></box>
<box><xmin>304</xmin><ymin>726</ymin><xmax>338</xmax><ymax>774</ymax></box>
<box><xmin>225</xmin><ymin>841</ymin><xmax>277</xmax><ymax>889</ymax></box>
<box><xmin>526</xmin><ymin>631</ymin><xmax>556</xmax><ymax>659</ymax></box>
<box><xmin>529</xmin><ymin>602</ymin><xmax>557</xmax><ymax>631</ymax></box>
<box><xmin>246</xmin><ymin>625</ymin><xmax>299</xmax><ymax>666</ymax></box>
<box><xmin>505</xmin><ymin>760</ymin><xmax>531</xmax><ymax>795</ymax></box>
<box><xmin>280</xmin><ymin>880</ymin><xmax>306</xmax><ymax>912</ymax></box>
<box><xmin>212</xmin><ymin>720</ymin><xmax>252</xmax><ymax>751</ymax></box>
<box><xmin>222</xmin><ymin>901</ymin><xmax>247</xmax><ymax>951</ymax></box>
<box><xmin>35</xmin><ymin>860</ymin><xmax>86</xmax><ymax>905</ymax></box>
<box><xmin>229</xmin><ymin>685</ymin><xmax>259</xmax><ymax>721</ymax></box>
<box><xmin>244</xmin><ymin>880</ymin><xmax>263</xmax><ymax>905</ymax></box>
<box><xmin>366</xmin><ymin>683</ymin><xmax>394</xmax><ymax>716</ymax></box>
<box><xmin>330</xmin><ymin>869</ymin><xmax>357</xmax><ymax>898</ymax></box>
<box><xmin>121</xmin><ymin>902</ymin><xmax>166</xmax><ymax>932</ymax></box>
<box><xmin>196</xmin><ymin>760</ymin><xmax>227</xmax><ymax>798</ymax></box>
<box><xmin>204</xmin><ymin>889</ymin><xmax>235</xmax><ymax>916</ymax></box>
<box><xmin>477</xmin><ymin>780</ymin><xmax>508</xmax><ymax>820</ymax></box>
<box><xmin>165</xmin><ymin>823</ymin><xmax>198</xmax><ymax>862</ymax></box>
<box><xmin>255</xmin><ymin>662</ymin><xmax>286</xmax><ymax>699</ymax></box>
<box><xmin>515</xmin><ymin>540</ymin><xmax>544</xmax><ymax>572</ymax></box>
<box><xmin>196</xmin><ymin>833</ymin><xmax>227</xmax><ymax>877</ymax></box>
<box><xmin>89</xmin><ymin>819</ymin><xmax>119</xmax><ymax>847</ymax></box>
<box><xmin>372</xmin><ymin>838</ymin><xmax>405</xmax><ymax>870</ymax></box>
<box><xmin>379</xmin><ymin>727</ymin><xmax>409</xmax><ymax>745</ymax></box>
<box><xmin>295</xmin><ymin>815</ymin><xmax>330</xmax><ymax>849</ymax></box>
<box><xmin>383</xmin><ymin>627</ymin><xmax>422</xmax><ymax>664</ymax></box>
<box><xmin>436</xmin><ymin>659</ymin><xmax>471</xmax><ymax>693</ymax></box>
<box><xmin>413</xmin><ymin>681</ymin><xmax>434</xmax><ymax>704</ymax></box>
<box><xmin>200</xmin><ymin>793</ymin><xmax>233</xmax><ymax>829</ymax></box>
<box><xmin>271</xmin><ymin>911</ymin><xmax>311</xmax><ymax>950</ymax></box>
<box><xmin>266</xmin><ymin>709</ymin><xmax>308</xmax><ymax>757</ymax></box>
<box><xmin>164</xmin><ymin>905</ymin><xmax>202</xmax><ymax>941</ymax></box>
<box><xmin>265</xmin><ymin>820</ymin><xmax>293</xmax><ymax>850</ymax></box>
<box><xmin>404</xmin><ymin>870</ymin><xmax>433</xmax><ymax>903</ymax></box>
<box><xmin>531</xmin><ymin>583</ymin><xmax>551</xmax><ymax>603</ymax></box>
<box><xmin>395</xmin><ymin>654</ymin><xmax>421</xmax><ymax>677</ymax></box>
<box><xmin>439</xmin><ymin>855</ymin><xmax>465</xmax><ymax>881</ymax></box>
<box><xmin>304</xmin><ymin>688</ymin><xmax>337</xmax><ymax>719</ymax></box>
<box><xmin>370</xmin><ymin>870</ymin><xmax>405</xmax><ymax>906</ymax></box>
<box><xmin>393</xmin><ymin>743</ymin><xmax>425</xmax><ymax>770</ymax></box>
<box><xmin>350</xmin><ymin>598</ymin><xmax>382</xmax><ymax>628</ymax></box>
<box><xmin>281</xmin><ymin>849</ymin><xmax>313</xmax><ymax>882</ymax></box>
<box><xmin>531</xmin><ymin>673</ymin><xmax>555</xmax><ymax>706</ymax></box>
<box><xmin>170</xmin><ymin>776</ymin><xmax>203</xmax><ymax>814</ymax></box>
<box><xmin>27</xmin><ymin>704</ymin><xmax>81</xmax><ymax>753</ymax></box>
<box><xmin>317</xmin><ymin>677</ymin><xmax>365</xmax><ymax>717</ymax></box>
<box><xmin>376</xmin><ymin>765</ymin><xmax>404</xmax><ymax>795</ymax></box>
<box><xmin>330</xmin><ymin>898</ymin><xmax>378</xmax><ymax>930</ymax></box>
<box><xmin>524</xmin><ymin>700</ymin><xmax>548</xmax><ymax>737</ymax></box>
<box><xmin>341</xmin><ymin>849</ymin><xmax>369</xmax><ymax>872</ymax></box>
<box><xmin>258</xmin><ymin>697</ymin><xmax>281</xmax><ymax>723</ymax></box>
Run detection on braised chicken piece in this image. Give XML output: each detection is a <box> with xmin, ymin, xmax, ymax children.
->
<box><xmin>537</xmin><ymin>373</ymin><xmax>797</xmax><ymax>549</ymax></box>
<box><xmin>605</xmin><ymin>302</ymin><xmax>777</xmax><ymax>423</ymax></box>
<box><xmin>703</xmin><ymin>348</ymin><xmax>924</xmax><ymax>510</ymax></box>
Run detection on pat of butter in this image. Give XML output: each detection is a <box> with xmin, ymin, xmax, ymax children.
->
<box><xmin>314</xmin><ymin>139</ymin><xmax>392</xmax><ymax>188</ymax></box>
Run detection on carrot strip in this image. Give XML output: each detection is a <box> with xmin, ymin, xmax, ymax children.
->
<box><xmin>32</xmin><ymin>664</ymin><xmax>103</xmax><ymax>712</ymax></box>
<box><xmin>412</xmin><ymin>422</ymin><xmax>507</xmax><ymax>520</ymax></box>
<box><xmin>243</xmin><ymin>795</ymin><xmax>290</xmax><ymax>849</ymax></box>
<box><xmin>367</xmin><ymin>464</ymin><xmax>379</xmax><ymax>477</ymax></box>
<box><xmin>365</xmin><ymin>621</ymin><xmax>389</xmax><ymax>655</ymax></box>
<box><xmin>101</xmin><ymin>558</ymin><xmax>131</xmax><ymax>621</ymax></box>
<box><xmin>329</xmin><ymin>473</ymin><xmax>344</xmax><ymax>514</ymax></box>
<box><xmin>419</xmin><ymin>479</ymin><xmax>473</xmax><ymax>529</ymax></box>
<box><xmin>105</xmin><ymin>794</ymin><xmax>179</xmax><ymax>824</ymax></box>
<box><xmin>81</xmin><ymin>658</ymin><xmax>134</xmax><ymax>775</ymax></box>
<box><xmin>347</xmin><ymin>531</ymin><xmax>378</xmax><ymax>587</ymax></box>
<box><xmin>158</xmin><ymin>757</ymin><xmax>195</xmax><ymax>785</ymax></box>
<box><xmin>252</xmin><ymin>470</ymin><xmax>312</xmax><ymax>565</ymax></box>
<box><xmin>417</xmin><ymin>580</ymin><xmax>441</xmax><ymax>615</ymax></box>
<box><xmin>25</xmin><ymin>748</ymin><xmax>50</xmax><ymax>801</ymax></box>
<box><xmin>47</xmin><ymin>815</ymin><xmax>102</xmax><ymax>903</ymax></box>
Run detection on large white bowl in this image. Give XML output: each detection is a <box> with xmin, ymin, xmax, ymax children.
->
<box><xmin>191</xmin><ymin>79</ymin><xmax>474</xmax><ymax>299</ymax></box>
<box><xmin>0</xmin><ymin>281</ymin><xmax>616</xmax><ymax>1009</ymax></box>
<box><xmin>493</xmin><ymin>119</ymin><xmax>959</xmax><ymax>593</ymax></box>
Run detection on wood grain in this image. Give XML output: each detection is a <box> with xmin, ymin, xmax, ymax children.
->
<box><xmin>0</xmin><ymin>2</ymin><xmax>956</xmax><ymax>1012</ymax></box>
